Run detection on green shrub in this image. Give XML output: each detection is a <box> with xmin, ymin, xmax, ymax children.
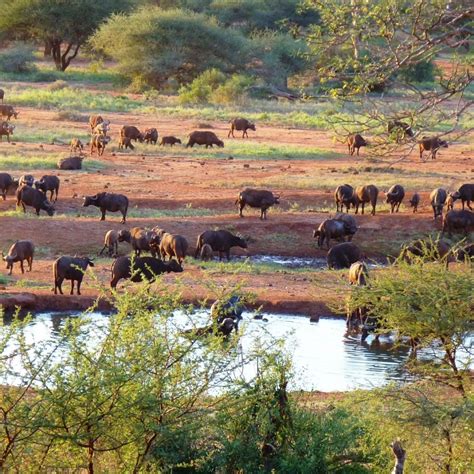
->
<box><xmin>47</xmin><ymin>80</ymin><xmax>69</xmax><ymax>91</ymax></box>
<box><xmin>0</xmin><ymin>42</ymin><xmax>36</xmax><ymax>73</ymax></box>
<box><xmin>179</xmin><ymin>69</ymin><xmax>254</xmax><ymax>104</ymax></box>
<box><xmin>178</xmin><ymin>68</ymin><xmax>226</xmax><ymax>104</ymax></box>
<box><xmin>211</xmin><ymin>74</ymin><xmax>254</xmax><ymax>104</ymax></box>
<box><xmin>398</xmin><ymin>60</ymin><xmax>436</xmax><ymax>83</ymax></box>
<box><xmin>91</xmin><ymin>7</ymin><xmax>250</xmax><ymax>88</ymax></box>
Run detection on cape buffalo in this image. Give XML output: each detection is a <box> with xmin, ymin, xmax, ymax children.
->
<box><xmin>210</xmin><ymin>295</ymin><xmax>245</xmax><ymax>333</ymax></box>
<box><xmin>236</xmin><ymin>188</ymin><xmax>280</xmax><ymax>220</ymax></box>
<box><xmin>110</xmin><ymin>256</ymin><xmax>183</xmax><ymax>289</ymax></box>
<box><xmin>387</xmin><ymin>120</ymin><xmax>414</xmax><ymax>140</ymax></box>
<box><xmin>2</xmin><ymin>240</ymin><xmax>34</xmax><ymax>275</ymax></box>
<box><xmin>195</xmin><ymin>230</ymin><xmax>247</xmax><ymax>260</ymax></box>
<box><xmin>159</xmin><ymin>233</ymin><xmax>188</xmax><ymax>264</ymax></box>
<box><xmin>327</xmin><ymin>242</ymin><xmax>362</xmax><ymax>269</ymax></box>
<box><xmin>430</xmin><ymin>188</ymin><xmax>447</xmax><ymax>219</ymax></box>
<box><xmin>334</xmin><ymin>213</ymin><xmax>357</xmax><ymax>239</ymax></box>
<box><xmin>335</xmin><ymin>184</ymin><xmax>356</xmax><ymax>213</ymax></box>
<box><xmin>354</xmin><ymin>185</ymin><xmax>378</xmax><ymax>215</ymax></box>
<box><xmin>385</xmin><ymin>184</ymin><xmax>405</xmax><ymax>213</ymax></box>
<box><xmin>58</xmin><ymin>156</ymin><xmax>83</xmax><ymax>170</ymax></box>
<box><xmin>186</xmin><ymin>131</ymin><xmax>224</xmax><ymax>148</ymax></box>
<box><xmin>419</xmin><ymin>136</ymin><xmax>448</xmax><ymax>160</ymax></box>
<box><xmin>0</xmin><ymin>172</ymin><xmax>17</xmax><ymax>200</ymax></box>
<box><xmin>144</xmin><ymin>128</ymin><xmax>158</xmax><ymax>145</ymax></box>
<box><xmin>83</xmin><ymin>192</ymin><xmax>129</xmax><ymax>223</ymax></box>
<box><xmin>53</xmin><ymin>256</ymin><xmax>95</xmax><ymax>295</ymax></box>
<box><xmin>347</xmin><ymin>134</ymin><xmax>367</xmax><ymax>156</ymax></box>
<box><xmin>400</xmin><ymin>239</ymin><xmax>453</xmax><ymax>267</ymax></box>
<box><xmin>160</xmin><ymin>136</ymin><xmax>181</xmax><ymax>146</ymax></box>
<box><xmin>449</xmin><ymin>183</ymin><xmax>474</xmax><ymax>211</ymax></box>
<box><xmin>228</xmin><ymin>118</ymin><xmax>256</xmax><ymax>138</ymax></box>
<box><xmin>442</xmin><ymin>210</ymin><xmax>474</xmax><ymax>236</ymax></box>
<box><xmin>16</xmin><ymin>186</ymin><xmax>55</xmax><ymax>216</ymax></box>
<box><xmin>409</xmin><ymin>193</ymin><xmax>420</xmax><ymax>213</ymax></box>
<box><xmin>35</xmin><ymin>175</ymin><xmax>60</xmax><ymax>202</ymax></box>
<box><xmin>119</xmin><ymin>227</ymin><xmax>158</xmax><ymax>257</ymax></box>
<box><xmin>0</xmin><ymin>105</ymin><xmax>18</xmax><ymax>121</ymax></box>
<box><xmin>121</xmin><ymin>125</ymin><xmax>144</xmax><ymax>142</ymax></box>
<box><xmin>313</xmin><ymin>219</ymin><xmax>353</xmax><ymax>249</ymax></box>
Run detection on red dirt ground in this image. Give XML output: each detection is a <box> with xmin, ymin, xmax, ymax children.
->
<box><xmin>0</xmin><ymin>107</ymin><xmax>472</xmax><ymax>316</ymax></box>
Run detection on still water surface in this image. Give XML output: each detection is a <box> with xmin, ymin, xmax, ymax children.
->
<box><xmin>3</xmin><ymin>311</ymin><xmax>420</xmax><ymax>392</ymax></box>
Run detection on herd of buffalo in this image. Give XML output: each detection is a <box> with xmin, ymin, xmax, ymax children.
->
<box><xmin>0</xmin><ymin>100</ymin><xmax>473</xmax><ymax>337</ymax></box>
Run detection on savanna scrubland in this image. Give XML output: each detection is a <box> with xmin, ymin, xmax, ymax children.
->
<box><xmin>0</xmin><ymin>0</ymin><xmax>472</xmax><ymax>471</ymax></box>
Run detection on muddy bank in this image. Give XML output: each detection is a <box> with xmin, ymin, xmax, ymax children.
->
<box><xmin>0</xmin><ymin>289</ymin><xmax>337</xmax><ymax>318</ymax></box>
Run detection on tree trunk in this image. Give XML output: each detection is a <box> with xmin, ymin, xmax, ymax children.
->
<box><xmin>391</xmin><ymin>440</ymin><xmax>406</xmax><ymax>474</ymax></box>
<box><xmin>51</xmin><ymin>41</ymin><xmax>62</xmax><ymax>71</ymax></box>
<box><xmin>43</xmin><ymin>40</ymin><xmax>52</xmax><ymax>57</ymax></box>
<box><xmin>49</xmin><ymin>40</ymin><xmax>81</xmax><ymax>71</ymax></box>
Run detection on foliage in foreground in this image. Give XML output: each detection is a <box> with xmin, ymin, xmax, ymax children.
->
<box><xmin>0</xmin><ymin>266</ymin><xmax>472</xmax><ymax>472</ymax></box>
<box><xmin>346</xmin><ymin>245</ymin><xmax>473</xmax><ymax>395</ymax></box>
<box><xmin>0</xmin><ymin>283</ymin><xmax>378</xmax><ymax>472</ymax></box>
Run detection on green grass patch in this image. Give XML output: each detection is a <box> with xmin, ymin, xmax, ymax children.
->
<box><xmin>7</xmin><ymin>86</ymin><xmax>143</xmax><ymax>112</ymax></box>
<box><xmin>0</xmin><ymin>153</ymin><xmax>106</xmax><ymax>171</ymax></box>
<box><xmin>0</xmin><ymin>274</ymin><xmax>11</xmax><ymax>285</ymax></box>
<box><xmin>16</xmin><ymin>125</ymin><xmax>90</xmax><ymax>144</ymax></box>
<box><xmin>130</xmin><ymin>141</ymin><xmax>342</xmax><ymax>161</ymax></box>
<box><xmin>189</xmin><ymin>257</ymin><xmax>314</xmax><ymax>275</ymax></box>
<box><xmin>0</xmin><ymin>62</ymin><xmax>121</xmax><ymax>85</ymax></box>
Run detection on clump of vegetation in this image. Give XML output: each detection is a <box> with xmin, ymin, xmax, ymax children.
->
<box><xmin>398</xmin><ymin>59</ymin><xmax>437</xmax><ymax>83</ymax></box>
<box><xmin>0</xmin><ymin>42</ymin><xmax>36</xmax><ymax>73</ymax></box>
<box><xmin>178</xmin><ymin>69</ymin><xmax>254</xmax><ymax>104</ymax></box>
<box><xmin>91</xmin><ymin>7</ymin><xmax>250</xmax><ymax>89</ymax></box>
<box><xmin>46</xmin><ymin>80</ymin><xmax>69</xmax><ymax>91</ymax></box>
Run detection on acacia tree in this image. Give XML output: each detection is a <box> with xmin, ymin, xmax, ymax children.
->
<box><xmin>347</xmin><ymin>251</ymin><xmax>473</xmax><ymax>396</ymax></box>
<box><xmin>302</xmin><ymin>0</ymin><xmax>473</xmax><ymax>158</ymax></box>
<box><xmin>90</xmin><ymin>7</ymin><xmax>251</xmax><ymax>89</ymax></box>
<box><xmin>0</xmin><ymin>0</ymin><xmax>131</xmax><ymax>71</ymax></box>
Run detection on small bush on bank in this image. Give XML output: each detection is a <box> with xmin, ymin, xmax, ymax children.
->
<box><xmin>178</xmin><ymin>69</ymin><xmax>254</xmax><ymax>104</ymax></box>
<box><xmin>0</xmin><ymin>42</ymin><xmax>36</xmax><ymax>73</ymax></box>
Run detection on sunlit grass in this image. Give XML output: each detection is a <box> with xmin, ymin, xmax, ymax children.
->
<box><xmin>0</xmin><ymin>153</ymin><xmax>105</xmax><ymax>171</ymax></box>
<box><xmin>130</xmin><ymin>140</ymin><xmax>342</xmax><ymax>161</ymax></box>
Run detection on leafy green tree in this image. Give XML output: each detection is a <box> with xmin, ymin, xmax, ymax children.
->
<box><xmin>302</xmin><ymin>0</ymin><xmax>473</xmax><ymax>157</ymax></box>
<box><xmin>180</xmin><ymin>0</ymin><xmax>320</xmax><ymax>34</ymax></box>
<box><xmin>0</xmin><ymin>0</ymin><xmax>131</xmax><ymax>71</ymax></box>
<box><xmin>252</xmin><ymin>31</ymin><xmax>310</xmax><ymax>88</ymax></box>
<box><xmin>90</xmin><ymin>7</ymin><xmax>251</xmax><ymax>89</ymax></box>
<box><xmin>347</xmin><ymin>251</ymin><xmax>473</xmax><ymax>396</ymax></box>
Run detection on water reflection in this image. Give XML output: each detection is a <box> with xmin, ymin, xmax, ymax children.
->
<box><xmin>3</xmin><ymin>311</ymin><xmax>464</xmax><ymax>392</ymax></box>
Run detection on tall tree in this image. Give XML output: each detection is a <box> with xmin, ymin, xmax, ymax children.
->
<box><xmin>0</xmin><ymin>0</ymin><xmax>131</xmax><ymax>71</ymax></box>
<box><xmin>90</xmin><ymin>7</ymin><xmax>251</xmax><ymax>88</ymax></box>
<box><xmin>303</xmin><ymin>0</ymin><xmax>473</xmax><ymax>158</ymax></box>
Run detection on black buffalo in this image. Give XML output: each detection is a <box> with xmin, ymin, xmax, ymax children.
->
<box><xmin>236</xmin><ymin>188</ymin><xmax>280</xmax><ymax>220</ymax></box>
<box><xmin>83</xmin><ymin>192</ymin><xmax>129</xmax><ymax>223</ymax></box>
<box><xmin>327</xmin><ymin>242</ymin><xmax>363</xmax><ymax>269</ymax></box>
<box><xmin>335</xmin><ymin>184</ymin><xmax>356</xmax><ymax>213</ymax></box>
<box><xmin>16</xmin><ymin>186</ymin><xmax>55</xmax><ymax>216</ymax></box>
<box><xmin>195</xmin><ymin>230</ymin><xmax>247</xmax><ymax>260</ymax></box>
<box><xmin>35</xmin><ymin>175</ymin><xmax>60</xmax><ymax>202</ymax></box>
<box><xmin>53</xmin><ymin>256</ymin><xmax>94</xmax><ymax>295</ymax></box>
<box><xmin>110</xmin><ymin>256</ymin><xmax>183</xmax><ymax>289</ymax></box>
